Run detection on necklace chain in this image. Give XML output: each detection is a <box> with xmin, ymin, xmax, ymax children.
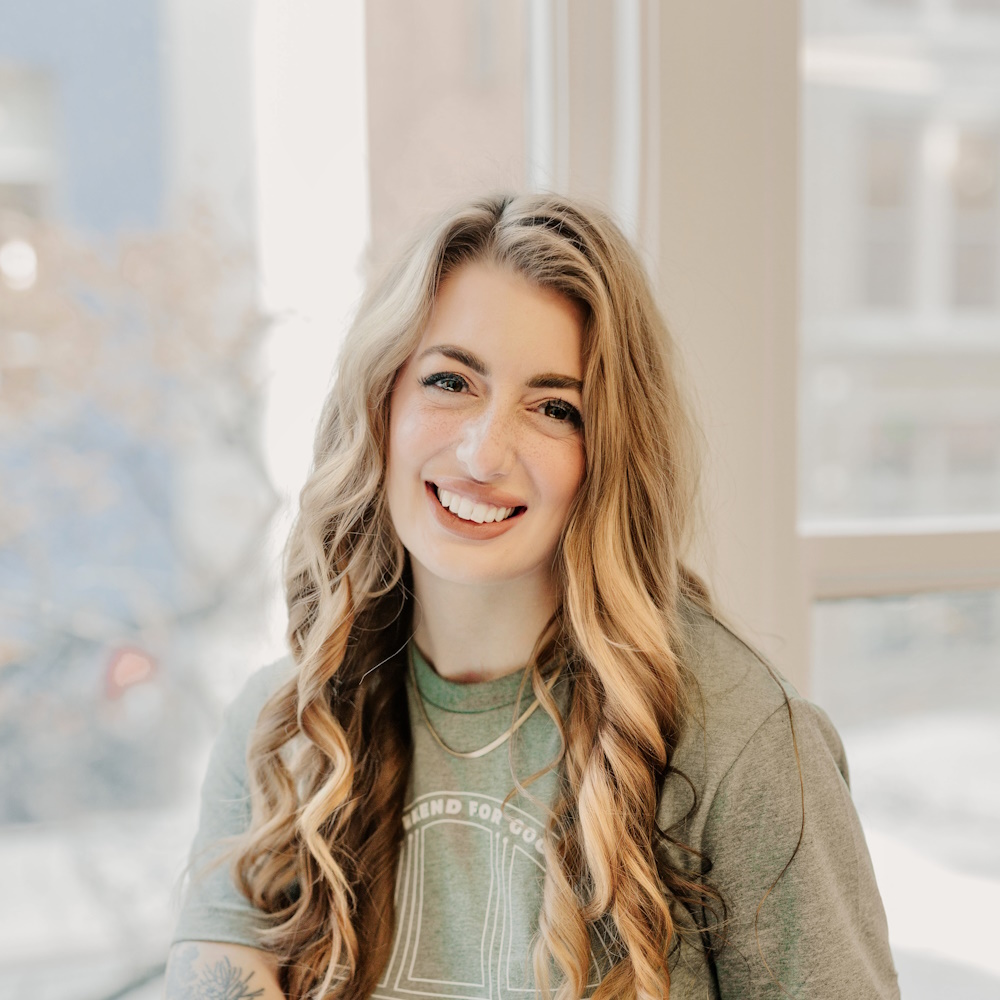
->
<box><xmin>408</xmin><ymin>646</ymin><xmax>563</xmax><ymax>759</ymax></box>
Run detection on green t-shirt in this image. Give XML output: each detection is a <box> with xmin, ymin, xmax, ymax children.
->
<box><xmin>173</xmin><ymin>607</ymin><xmax>900</xmax><ymax>999</ymax></box>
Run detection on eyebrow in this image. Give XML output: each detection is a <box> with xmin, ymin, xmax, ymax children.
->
<box><xmin>418</xmin><ymin>344</ymin><xmax>583</xmax><ymax>394</ymax></box>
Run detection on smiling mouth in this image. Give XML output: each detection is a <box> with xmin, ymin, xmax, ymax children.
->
<box><xmin>431</xmin><ymin>485</ymin><xmax>526</xmax><ymax>525</ymax></box>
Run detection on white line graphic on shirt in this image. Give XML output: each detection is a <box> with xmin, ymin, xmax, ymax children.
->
<box><xmin>498</xmin><ymin>834</ymin><xmax>608</xmax><ymax>994</ymax></box>
<box><xmin>489</xmin><ymin>829</ymin><xmax>505</xmax><ymax>997</ymax></box>
<box><xmin>501</xmin><ymin>837</ymin><xmax>540</xmax><ymax>995</ymax></box>
<box><xmin>408</xmin><ymin>819</ymin><xmax>493</xmax><ymax>988</ymax></box>
<box><xmin>372</xmin><ymin>789</ymin><xmax>609</xmax><ymax>1000</ymax></box>
<box><xmin>376</xmin><ymin>832</ymin><xmax>412</xmax><ymax>991</ymax></box>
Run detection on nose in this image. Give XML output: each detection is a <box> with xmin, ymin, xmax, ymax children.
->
<box><xmin>454</xmin><ymin>404</ymin><xmax>514</xmax><ymax>481</ymax></box>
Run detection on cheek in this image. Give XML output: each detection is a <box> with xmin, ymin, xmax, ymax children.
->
<box><xmin>388</xmin><ymin>385</ymin><xmax>458</xmax><ymax>475</ymax></box>
<box><xmin>392</xmin><ymin>408</ymin><xmax>456</xmax><ymax>464</ymax></box>
<box><xmin>540</xmin><ymin>442</ymin><xmax>586</xmax><ymax>510</ymax></box>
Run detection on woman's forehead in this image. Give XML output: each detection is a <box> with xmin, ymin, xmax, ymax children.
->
<box><xmin>416</xmin><ymin>262</ymin><xmax>584</xmax><ymax>372</ymax></box>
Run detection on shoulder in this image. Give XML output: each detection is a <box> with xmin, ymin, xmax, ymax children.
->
<box><xmin>673</xmin><ymin>600</ymin><xmax>806</xmax><ymax>768</ymax></box>
<box><xmin>660</xmin><ymin>607</ymin><xmax>899</xmax><ymax>996</ymax></box>
<box><xmin>188</xmin><ymin>656</ymin><xmax>298</xmax><ymax>846</ymax></box>
<box><xmin>226</xmin><ymin>656</ymin><xmax>297</xmax><ymax>726</ymax></box>
<box><xmin>664</xmin><ymin>602</ymin><xmax>849</xmax><ymax>825</ymax></box>
<box><xmin>208</xmin><ymin>656</ymin><xmax>298</xmax><ymax>773</ymax></box>
<box><xmin>175</xmin><ymin>658</ymin><xmax>297</xmax><ymax>948</ymax></box>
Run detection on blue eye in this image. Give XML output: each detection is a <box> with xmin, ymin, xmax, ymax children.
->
<box><xmin>421</xmin><ymin>372</ymin><xmax>468</xmax><ymax>393</ymax></box>
<box><xmin>541</xmin><ymin>399</ymin><xmax>583</xmax><ymax>428</ymax></box>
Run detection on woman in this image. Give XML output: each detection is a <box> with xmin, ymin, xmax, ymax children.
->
<box><xmin>167</xmin><ymin>194</ymin><xmax>899</xmax><ymax>1000</ymax></box>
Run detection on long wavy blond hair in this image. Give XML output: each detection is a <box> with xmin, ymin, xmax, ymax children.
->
<box><xmin>234</xmin><ymin>193</ymin><xmax>720</xmax><ymax>1000</ymax></box>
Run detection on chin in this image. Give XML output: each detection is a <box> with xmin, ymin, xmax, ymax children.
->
<box><xmin>411</xmin><ymin>549</ymin><xmax>554</xmax><ymax>591</ymax></box>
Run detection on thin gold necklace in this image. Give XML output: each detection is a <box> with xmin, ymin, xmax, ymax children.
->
<box><xmin>408</xmin><ymin>646</ymin><xmax>563</xmax><ymax>760</ymax></box>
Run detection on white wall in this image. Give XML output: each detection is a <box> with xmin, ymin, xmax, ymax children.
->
<box><xmin>654</xmin><ymin>1</ymin><xmax>807</xmax><ymax>689</ymax></box>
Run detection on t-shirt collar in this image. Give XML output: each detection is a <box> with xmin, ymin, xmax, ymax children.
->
<box><xmin>409</xmin><ymin>641</ymin><xmax>538</xmax><ymax>714</ymax></box>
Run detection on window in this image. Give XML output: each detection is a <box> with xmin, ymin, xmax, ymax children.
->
<box><xmin>951</xmin><ymin>127</ymin><xmax>1000</xmax><ymax>308</ymax></box>
<box><xmin>954</xmin><ymin>0</ymin><xmax>1000</xmax><ymax>14</ymax></box>
<box><xmin>1</xmin><ymin>2</ymin><xmax>270</xmax><ymax>993</ymax></box>
<box><xmin>812</xmin><ymin>591</ymin><xmax>1000</xmax><ymax>989</ymax></box>
<box><xmin>0</xmin><ymin>66</ymin><xmax>55</xmax><ymax>218</ymax></box>
<box><xmin>862</xmin><ymin>120</ymin><xmax>919</xmax><ymax>309</ymax></box>
<box><xmin>803</xmin><ymin>0</ymin><xmax>1000</xmax><ymax>992</ymax></box>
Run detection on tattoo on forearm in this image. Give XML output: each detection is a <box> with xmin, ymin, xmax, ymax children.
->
<box><xmin>166</xmin><ymin>944</ymin><xmax>266</xmax><ymax>999</ymax></box>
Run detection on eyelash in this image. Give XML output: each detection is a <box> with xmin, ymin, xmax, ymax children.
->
<box><xmin>538</xmin><ymin>398</ymin><xmax>583</xmax><ymax>429</ymax></box>
<box><xmin>421</xmin><ymin>372</ymin><xmax>468</xmax><ymax>394</ymax></box>
<box><xmin>420</xmin><ymin>372</ymin><xmax>583</xmax><ymax>429</ymax></box>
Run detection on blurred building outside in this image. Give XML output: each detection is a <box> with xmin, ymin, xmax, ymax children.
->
<box><xmin>802</xmin><ymin>0</ymin><xmax>1000</xmax><ymax>522</ymax></box>
<box><xmin>0</xmin><ymin>2</ymin><xmax>277</xmax><ymax>997</ymax></box>
<box><xmin>802</xmin><ymin>0</ymin><xmax>1000</xmax><ymax>994</ymax></box>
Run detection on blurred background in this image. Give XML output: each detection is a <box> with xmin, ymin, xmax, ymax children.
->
<box><xmin>0</xmin><ymin>1</ymin><xmax>997</xmax><ymax>997</ymax></box>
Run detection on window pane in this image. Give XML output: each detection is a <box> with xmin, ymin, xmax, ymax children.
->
<box><xmin>801</xmin><ymin>4</ymin><xmax>1000</xmax><ymax>522</ymax></box>
<box><xmin>954</xmin><ymin>0</ymin><xmax>1000</xmax><ymax>13</ymax></box>
<box><xmin>0</xmin><ymin>1</ymin><xmax>272</xmax><ymax>995</ymax></box>
<box><xmin>951</xmin><ymin>129</ymin><xmax>1000</xmax><ymax>308</ymax></box>
<box><xmin>862</xmin><ymin>121</ymin><xmax>918</xmax><ymax>308</ymax></box>
<box><xmin>812</xmin><ymin>591</ymin><xmax>1000</xmax><ymax>997</ymax></box>
<box><xmin>0</xmin><ymin>66</ymin><xmax>55</xmax><ymax>219</ymax></box>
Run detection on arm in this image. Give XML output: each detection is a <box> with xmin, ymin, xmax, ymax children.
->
<box><xmin>171</xmin><ymin>662</ymin><xmax>295</xmax><ymax>960</ymax></box>
<box><xmin>164</xmin><ymin>941</ymin><xmax>284</xmax><ymax>1000</ymax></box>
<box><xmin>703</xmin><ymin>700</ymin><xmax>900</xmax><ymax>999</ymax></box>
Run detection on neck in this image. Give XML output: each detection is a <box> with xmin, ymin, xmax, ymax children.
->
<box><xmin>409</xmin><ymin>565</ymin><xmax>557</xmax><ymax>683</ymax></box>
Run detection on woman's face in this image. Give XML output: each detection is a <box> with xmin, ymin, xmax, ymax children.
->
<box><xmin>386</xmin><ymin>261</ymin><xmax>586</xmax><ymax>591</ymax></box>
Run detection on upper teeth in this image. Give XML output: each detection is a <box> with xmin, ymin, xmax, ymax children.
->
<box><xmin>436</xmin><ymin>488</ymin><xmax>516</xmax><ymax>524</ymax></box>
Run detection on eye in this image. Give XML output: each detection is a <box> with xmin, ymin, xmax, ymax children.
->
<box><xmin>539</xmin><ymin>398</ymin><xmax>583</xmax><ymax>429</ymax></box>
<box><xmin>421</xmin><ymin>371</ymin><xmax>469</xmax><ymax>393</ymax></box>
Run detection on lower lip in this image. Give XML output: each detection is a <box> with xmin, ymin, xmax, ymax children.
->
<box><xmin>425</xmin><ymin>483</ymin><xmax>523</xmax><ymax>540</ymax></box>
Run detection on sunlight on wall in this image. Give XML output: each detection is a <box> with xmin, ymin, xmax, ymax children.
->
<box><xmin>253</xmin><ymin>0</ymin><xmax>370</xmax><ymax>663</ymax></box>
